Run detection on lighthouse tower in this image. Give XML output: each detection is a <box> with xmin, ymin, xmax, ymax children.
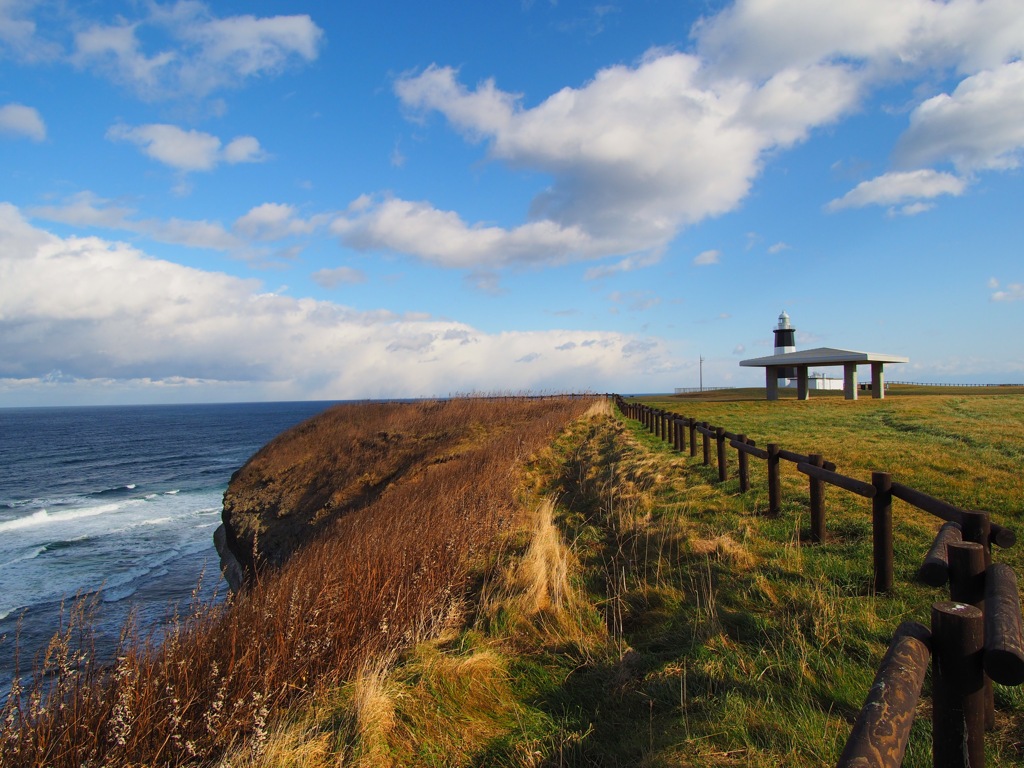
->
<box><xmin>773</xmin><ymin>311</ymin><xmax>797</xmax><ymax>383</ymax></box>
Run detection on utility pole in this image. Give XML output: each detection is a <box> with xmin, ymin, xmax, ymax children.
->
<box><xmin>699</xmin><ymin>356</ymin><xmax>704</xmax><ymax>392</ymax></box>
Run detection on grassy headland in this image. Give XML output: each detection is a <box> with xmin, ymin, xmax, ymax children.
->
<box><xmin>2</xmin><ymin>391</ymin><xmax>1021</xmax><ymax>766</ymax></box>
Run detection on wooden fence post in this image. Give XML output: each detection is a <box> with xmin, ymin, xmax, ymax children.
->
<box><xmin>948</xmin><ymin>541</ymin><xmax>995</xmax><ymax>730</ymax></box>
<box><xmin>767</xmin><ymin>443</ymin><xmax>781</xmax><ymax>516</ymax></box>
<box><xmin>716</xmin><ymin>426</ymin><xmax>727</xmax><ymax>482</ymax></box>
<box><xmin>961</xmin><ymin>511</ymin><xmax>993</xmax><ymax>568</ymax></box>
<box><xmin>737</xmin><ymin>434</ymin><xmax>750</xmax><ymax>493</ymax></box>
<box><xmin>702</xmin><ymin>422</ymin><xmax>711</xmax><ymax>466</ymax></box>
<box><xmin>808</xmin><ymin>454</ymin><xmax>825</xmax><ymax>543</ymax></box>
<box><xmin>932</xmin><ymin>601</ymin><xmax>985</xmax><ymax>768</ymax></box>
<box><xmin>689</xmin><ymin>419</ymin><xmax>697</xmax><ymax>458</ymax></box>
<box><xmin>872</xmin><ymin>471</ymin><xmax>893</xmax><ymax>593</ymax></box>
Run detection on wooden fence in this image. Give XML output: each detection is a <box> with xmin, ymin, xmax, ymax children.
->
<box><xmin>612</xmin><ymin>396</ymin><xmax>1024</xmax><ymax>767</ymax></box>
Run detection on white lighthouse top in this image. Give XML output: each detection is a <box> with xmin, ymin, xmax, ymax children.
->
<box><xmin>777</xmin><ymin>311</ymin><xmax>791</xmax><ymax>330</ymax></box>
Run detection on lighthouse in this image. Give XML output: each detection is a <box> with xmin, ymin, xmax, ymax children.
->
<box><xmin>773</xmin><ymin>311</ymin><xmax>797</xmax><ymax>382</ymax></box>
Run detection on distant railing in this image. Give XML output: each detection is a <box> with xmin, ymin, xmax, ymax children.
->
<box><xmin>887</xmin><ymin>381</ymin><xmax>1024</xmax><ymax>388</ymax></box>
<box><xmin>613</xmin><ymin>395</ymin><xmax>1024</xmax><ymax>767</ymax></box>
<box><xmin>672</xmin><ymin>387</ymin><xmax>733</xmax><ymax>394</ymax></box>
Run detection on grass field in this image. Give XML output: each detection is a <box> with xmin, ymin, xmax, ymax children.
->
<box><xmin>3</xmin><ymin>391</ymin><xmax>1021</xmax><ymax>766</ymax></box>
<box><xmin>235</xmin><ymin>390</ymin><xmax>1022</xmax><ymax>766</ymax></box>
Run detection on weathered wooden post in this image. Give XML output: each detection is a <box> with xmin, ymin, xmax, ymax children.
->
<box><xmin>808</xmin><ymin>454</ymin><xmax>825</xmax><ymax>543</ymax></box>
<box><xmin>984</xmin><ymin>563</ymin><xmax>1024</xmax><ymax>686</ymax></box>
<box><xmin>688</xmin><ymin>419</ymin><xmax>697</xmax><ymax>458</ymax></box>
<box><xmin>767</xmin><ymin>443</ymin><xmax>781</xmax><ymax>516</ymax></box>
<box><xmin>960</xmin><ymin>511</ymin><xmax>992</xmax><ymax>568</ymax></box>
<box><xmin>837</xmin><ymin>622</ymin><xmax>931</xmax><ymax>768</ymax></box>
<box><xmin>948</xmin><ymin>542</ymin><xmax>986</xmax><ymax>607</ymax></box>
<box><xmin>701</xmin><ymin>422</ymin><xmax>711</xmax><ymax>466</ymax></box>
<box><xmin>872</xmin><ymin>471</ymin><xmax>893</xmax><ymax>593</ymax></box>
<box><xmin>919</xmin><ymin>522</ymin><xmax>963</xmax><ymax>587</ymax></box>
<box><xmin>948</xmin><ymin>541</ymin><xmax>994</xmax><ymax>730</ymax></box>
<box><xmin>931</xmin><ymin>601</ymin><xmax>985</xmax><ymax>768</ymax></box>
<box><xmin>715</xmin><ymin>426</ymin><xmax>727</xmax><ymax>482</ymax></box>
<box><xmin>737</xmin><ymin>434</ymin><xmax>750</xmax><ymax>493</ymax></box>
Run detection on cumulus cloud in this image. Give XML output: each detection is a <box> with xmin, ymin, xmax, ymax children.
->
<box><xmin>393</xmin><ymin>56</ymin><xmax>859</xmax><ymax>257</ymax></box>
<box><xmin>826</xmin><ymin>170</ymin><xmax>967</xmax><ymax>212</ymax></box>
<box><xmin>0</xmin><ymin>102</ymin><xmax>45</xmax><ymax>140</ymax></box>
<box><xmin>895</xmin><ymin>61</ymin><xmax>1024</xmax><ymax>172</ymax></box>
<box><xmin>107</xmin><ymin>123</ymin><xmax>266</xmax><ymax>172</ymax></box>
<box><xmin>693</xmin><ymin>249</ymin><xmax>720</xmax><ymax>266</ymax></box>
<box><xmin>694</xmin><ymin>0</ymin><xmax>1024</xmax><ymax>80</ymax></box>
<box><xmin>331</xmin><ymin>195</ymin><xmax>599</xmax><ymax>269</ymax></box>
<box><xmin>70</xmin><ymin>3</ymin><xmax>323</xmax><ymax>100</ymax></box>
<box><xmin>370</xmin><ymin>1</ymin><xmax>1024</xmax><ymax>269</ymax></box>
<box><xmin>0</xmin><ymin>204</ymin><xmax>675</xmax><ymax>402</ymax></box>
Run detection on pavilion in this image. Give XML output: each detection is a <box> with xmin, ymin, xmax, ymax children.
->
<box><xmin>740</xmin><ymin>347</ymin><xmax>910</xmax><ymax>401</ymax></box>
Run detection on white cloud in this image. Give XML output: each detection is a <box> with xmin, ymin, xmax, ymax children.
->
<box><xmin>895</xmin><ymin>61</ymin><xmax>1024</xmax><ymax>172</ymax></box>
<box><xmin>31</xmin><ymin>191</ymin><xmax>247</xmax><ymax>255</ymax></box>
<box><xmin>694</xmin><ymin>0</ymin><xmax>1024</xmax><ymax>80</ymax></box>
<box><xmin>233</xmin><ymin>203</ymin><xmax>324</xmax><ymax>241</ymax></box>
<box><xmin>369</xmin><ymin>1</ymin><xmax>1024</xmax><ymax>270</ymax></box>
<box><xmin>583</xmin><ymin>252</ymin><xmax>662</xmax><ymax>280</ymax></box>
<box><xmin>991</xmin><ymin>281</ymin><xmax>1024</xmax><ymax>302</ymax></box>
<box><xmin>0</xmin><ymin>0</ymin><xmax>60</xmax><ymax>62</ymax></box>
<box><xmin>312</xmin><ymin>266</ymin><xmax>366</xmax><ymax>289</ymax></box>
<box><xmin>826</xmin><ymin>170</ymin><xmax>966</xmax><ymax>211</ymax></box>
<box><xmin>106</xmin><ymin>123</ymin><xmax>266</xmax><ymax>172</ymax></box>
<box><xmin>223</xmin><ymin>135</ymin><xmax>265</xmax><ymax>164</ymax></box>
<box><xmin>331</xmin><ymin>195</ymin><xmax>599</xmax><ymax>269</ymax></box>
<box><xmin>392</xmin><ymin>52</ymin><xmax>860</xmax><ymax>265</ymax></box>
<box><xmin>0</xmin><ymin>102</ymin><xmax>45</xmax><ymax>140</ymax></box>
<box><xmin>0</xmin><ymin>204</ymin><xmax>676</xmax><ymax>402</ymax></box>
<box><xmin>71</xmin><ymin>4</ymin><xmax>323</xmax><ymax>100</ymax></box>
<box><xmin>693</xmin><ymin>249</ymin><xmax>720</xmax><ymax>266</ymax></box>
<box><xmin>767</xmin><ymin>242</ymin><xmax>790</xmax><ymax>254</ymax></box>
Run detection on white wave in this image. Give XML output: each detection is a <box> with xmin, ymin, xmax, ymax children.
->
<box><xmin>144</xmin><ymin>493</ymin><xmax>158</xmax><ymax>500</ymax></box>
<box><xmin>126</xmin><ymin>484</ymin><xmax>137</xmax><ymax>490</ymax></box>
<box><xmin>142</xmin><ymin>517</ymin><xmax>173</xmax><ymax>527</ymax></box>
<box><xmin>164</xmin><ymin>490</ymin><xmax>180</xmax><ymax>495</ymax></box>
<box><xmin>0</xmin><ymin>502</ymin><xmax>125</xmax><ymax>532</ymax></box>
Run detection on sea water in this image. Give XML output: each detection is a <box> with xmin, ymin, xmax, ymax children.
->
<box><xmin>0</xmin><ymin>401</ymin><xmax>334</xmax><ymax>689</ymax></box>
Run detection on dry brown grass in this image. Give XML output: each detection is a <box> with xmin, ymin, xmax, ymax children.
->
<box><xmin>0</xmin><ymin>396</ymin><xmax>596</xmax><ymax>768</ymax></box>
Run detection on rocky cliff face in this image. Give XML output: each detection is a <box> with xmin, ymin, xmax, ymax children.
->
<box><xmin>214</xmin><ymin>400</ymin><xmax>479</xmax><ymax>590</ymax></box>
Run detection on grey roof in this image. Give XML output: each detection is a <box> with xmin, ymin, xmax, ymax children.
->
<box><xmin>739</xmin><ymin>346</ymin><xmax>910</xmax><ymax>368</ymax></box>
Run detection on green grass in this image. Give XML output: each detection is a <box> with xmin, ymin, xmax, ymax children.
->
<box><xmin>21</xmin><ymin>394</ymin><xmax>1016</xmax><ymax>766</ymax></box>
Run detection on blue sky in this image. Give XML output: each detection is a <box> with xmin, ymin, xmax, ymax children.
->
<box><xmin>1</xmin><ymin>0</ymin><xmax>1022</xmax><ymax>406</ymax></box>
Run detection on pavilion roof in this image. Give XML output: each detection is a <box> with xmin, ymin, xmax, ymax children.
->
<box><xmin>739</xmin><ymin>347</ymin><xmax>909</xmax><ymax>368</ymax></box>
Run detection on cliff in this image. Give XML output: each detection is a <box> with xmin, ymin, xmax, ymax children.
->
<box><xmin>216</xmin><ymin>401</ymin><xmax>459</xmax><ymax>589</ymax></box>
<box><xmin>215</xmin><ymin>398</ymin><xmax>581</xmax><ymax>590</ymax></box>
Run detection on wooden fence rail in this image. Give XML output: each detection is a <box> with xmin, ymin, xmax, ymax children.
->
<box><xmin>611</xmin><ymin>395</ymin><xmax>1024</xmax><ymax>767</ymax></box>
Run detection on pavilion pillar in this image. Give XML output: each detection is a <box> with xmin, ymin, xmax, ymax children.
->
<box><xmin>766</xmin><ymin>367</ymin><xmax>779</xmax><ymax>401</ymax></box>
<box><xmin>843</xmin><ymin>363</ymin><xmax>859</xmax><ymax>400</ymax></box>
<box><xmin>871</xmin><ymin>362</ymin><xmax>885</xmax><ymax>399</ymax></box>
<box><xmin>797</xmin><ymin>366</ymin><xmax>810</xmax><ymax>400</ymax></box>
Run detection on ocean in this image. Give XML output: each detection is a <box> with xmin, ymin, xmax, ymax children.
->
<box><xmin>0</xmin><ymin>401</ymin><xmax>335</xmax><ymax>689</ymax></box>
